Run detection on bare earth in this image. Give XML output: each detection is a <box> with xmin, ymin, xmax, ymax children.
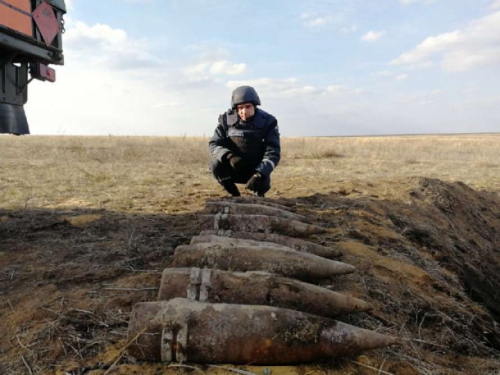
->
<box><xmin>1</xmin><ymin>134</ymin><xmax>500</xmax><ymax>375</ymax></box>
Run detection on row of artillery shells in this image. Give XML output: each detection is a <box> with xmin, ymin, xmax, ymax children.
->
<box><xmin>127</xmin><ymin>197</ymin><xmax>399</xmax><ymax>364</ymax></box>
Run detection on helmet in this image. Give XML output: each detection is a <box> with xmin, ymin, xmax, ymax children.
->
<box><xmin>231</xmin><ymin>86</ymin><xmax>261</xmax><ymax>109</ymax></box>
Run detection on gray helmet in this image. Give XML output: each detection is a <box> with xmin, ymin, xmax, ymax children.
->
<box><xmin>231</xmin><ymin>86</ymin><xmax>261</xmax><ymax>109</ymax></box>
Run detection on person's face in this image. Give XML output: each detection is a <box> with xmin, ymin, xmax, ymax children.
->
<box><xmin>237</xmin><ymin>103</ymin><xmax>255</xmax><ymax>121</ymax></box>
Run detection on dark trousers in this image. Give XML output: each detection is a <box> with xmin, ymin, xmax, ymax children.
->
<box><xmin>210</xmin><ymin>158</ymin><xmax>271</xmax><ymax>196</ymax></box>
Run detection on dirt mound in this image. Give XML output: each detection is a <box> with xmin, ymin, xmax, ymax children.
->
<box><xmin>1</xmin><ymin>178</ymin><xmax>500</xmax><ymax>374</ymax></box>
<box><xmin>298</xmin><ymin>178</ymin><xmax>500</xmax><ymax>372</ymax></box>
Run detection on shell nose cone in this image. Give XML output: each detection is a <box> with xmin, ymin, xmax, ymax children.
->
<box><xmin>321</xmin><ymin>321</ymin><xmax>400</xmax><ymax>355</ymax></box>
<box><xmin>328</xmin><ymin>259</ymin><xmax>356</xmax><ymax>274</ymax></box>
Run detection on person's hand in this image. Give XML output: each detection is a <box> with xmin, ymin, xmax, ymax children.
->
<box><xmin>229</xmin><ymin>155</ymin><xmax>243</xmax><ymax>169</ymax></box>
<box><xmin>246</xmin><ymin>173</ymin><xmax>263</xmax><ymax>192</ymax></box>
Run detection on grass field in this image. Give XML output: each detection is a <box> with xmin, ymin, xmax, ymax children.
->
<box><xmin>1</xmin><ymin>134</ymin><xmax>499</xmax><ymax>212</ymax></box>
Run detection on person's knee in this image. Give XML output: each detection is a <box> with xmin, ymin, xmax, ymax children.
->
<box><xmin>211</xmin><ymin>158</ymin><xmax>225</xmax><ymax>177</ymax></box>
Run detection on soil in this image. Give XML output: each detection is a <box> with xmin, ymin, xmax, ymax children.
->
<box><xmin>1</xmin><ymin>177</ymin><xmax>500</xmax><ymax>375</ymax></box>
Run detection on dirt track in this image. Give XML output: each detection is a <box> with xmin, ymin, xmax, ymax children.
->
<box><xmin>1</xmin><ymin>176</ymin><xmax>500</xmax><ymax>374</ymax></box>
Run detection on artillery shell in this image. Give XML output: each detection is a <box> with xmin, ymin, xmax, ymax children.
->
<box><xmin>127</xmin><ymin>298</ymin><xmax>399</xmax><ymax>364</ymax></box>
<box><xmin>171</xmin><ymin>243</ymin><xmax>355</xmax><ymax>281</ymax></box>
<box><xmin>199</xmin><ymin>214</ymin><xmax>326</xmax><ymax>238</ymax></box>
<box><xmin>209</xmin><ymin>196</ymin><xmax>294</xmax><ymax>210</ymax></box>
<box><xmin>158</xmin><ymin>268</ymin><xmax>371</xmax><ymax>317</ymax></box>
<box><xmin>191</xmin><ymin>235</ymin><xmax>294</xmax><ymax>251</ymax></box>
<box><xmin>205</xmin><ymin>202</ymin><xmax>310</xmax><ymax>223</ymax></box>
<box><xmin>199</xmin><ymin>230</ymin><xmax>342</xmax><ymax>259</ymax></box>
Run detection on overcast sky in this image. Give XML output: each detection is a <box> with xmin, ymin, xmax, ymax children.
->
<box><xmin>26</xmin><ymin>0</ymin><xmax>500</xmax><ymax>136</ymax></box>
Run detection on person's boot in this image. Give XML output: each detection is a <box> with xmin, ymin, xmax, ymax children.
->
<box><xmin>220</xmin><ymin>177</ymin><xmax>241</xmax><ymax>197</ymax></box>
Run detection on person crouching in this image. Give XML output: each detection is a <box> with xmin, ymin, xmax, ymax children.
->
<box><xmin>209</xmin><ymin>86</ymin><xmax>280</xmax><ymax>197</ymax></box>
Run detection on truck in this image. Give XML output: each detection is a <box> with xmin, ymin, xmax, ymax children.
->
<box><xmin>0</xmin><ymin>0</ymin><xmax>66</xmax><ymax>135</ymax></box>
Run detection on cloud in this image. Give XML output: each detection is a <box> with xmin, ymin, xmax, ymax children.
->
<box><xmin>375</xmin><ymin>70</ymin><xmax>394</xmax><ymax>77</ymax></box>
<box><xmin>226</xmin><ymin>78</ymin><xmax>310</xmax><ymax>96</ymax></box>
<box><xmin>64</xmin><ymin>21</ymin><xmax>157</xmax><ymax>70</ymax></box>
<box><xmin>226</xmin><ymin>78</ymin><xmax>364</xmax><ymax>97</ymax></box>
<box><xmin>390</xmin><ymin>30</ymin><xmax>461</xmax><ymax>65</ymax></box>
<box><xmin>226</xmin><ymin>78</ymin><xmax>299</xmax><ymax>90</ymax></box>
<box><xmin>340</xmin><ymin>24</ymin><xmax>358</xmax><ymax>34</ymax></box>
<box><xmin>326</xmin><ymin>85</ymin><xmax>365</xmax><ymax>95</ymax></box>
<box><xmin>374</xmin><ymin>71</ymin><xmax>410</xmax><ymax>81</ymax></box>
<box><xmin>304</xmin><ymin>16</ymin><xmax>334</xmax><ymax>27</ymax></box>
<box><xmin>27</xmin><ymin>19</ymin><xmax>233</xmax><ymax>135</ymax></box>
<box><xmin>395</xmin><ymin>89</ymin><xmax>445</xmax><ymax>106</ymax></box>
<box><xmin>187</xmin><ymin>43</ymin><xmax>232</xmax><ymax>61</ymax></box>
<box><xmin>361</xmin><ymin>30</ymin><xmax>387</xmax><ymax>42</ymax></box>
<box><xmin>184</xmin><ymin>60</ymin><xmax>247</xmax><ymax>78</ymax></box>
<box><xmin>399</xmin><ymin>0</ymin><xmax>437</xmax><ymax>4</ymax></box>
<box><xmin>122</xmin><ymin>0</ymin><xmax>154</xmax><ymax>3</ymax></box>
<box><xmin>26</xmin><ymin>2</ymin><xmax>500</xmax><ymax>137</ymax></box>
<box><xmin>151</xmin><ymin>102</ymin><xmax>180</xmax><ymax>109</ymax></box>
<box><xmin>491</xmin><ymin>0</ymin><xmax>500</xmax><ymax>9</ymax></box>
<box><xmin>210</xmin><ymin>60</ymin><xmax>247</xmax><ymax>75</ymax></box>
<box><xmin>64</xmin><ymin>0</ymin><xmax>74</xmax><ymax>10</ymax></box>
<box><xmin>391</xmin><ymin>11</ymin><xmax>500</xmax><ymax>71</ymax></box>
<box><xmin>405</xmin><ymin>61</ymin><xmax>435</xmax><ymax>70</ymax></box>
<box><xmin>300</xmin><ymin>12</ymin><xmax>339</xmax><ymax>28</ymax></box>
<box><xmin>283</xmin><ymin>85</ymin><xmax>321</xmax><ymax>96</ymax></box>
<box><xmin>66</xmin><ymin>22</ymin><xmax>128</xmax><ymax>45</ymax></box>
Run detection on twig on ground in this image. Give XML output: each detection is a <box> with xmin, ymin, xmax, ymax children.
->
<box><xmin>40</xmin><ymin>307</ymin><xmax>60</xmax><ymax>315</ymax></box>
<box><xmin>22</xmin><ymin>189</ymin><xmax>33</xmax><ymax>214</ymax></box>
<box><xmin>104</xmin><ymin>352</ymin><xmax>125</xmax><ymax>375</ymax></box>
<box><xmin>208</xmin><ymin>365</ymin><xmax>258</xmax><ymax>375</ymax></box>
<box><xmin>378</xmin><ymin>359</ymin><xmax>387</xmax><ymax>375</ymax></box>
<box><xmin>21</xmin><ymin>355</ymin><xmax>33</xmax><ymax>375</ymax></box>
<box><xmin>418</xmin><ymin>312</ymin><xmax>427</xmax><ymax>339</ymax></box>
<box><xmin>74</xmin><ymin>309</ymin><xmax>110</xmax><ymax>327</ymax></box>
<box><xmin>59</xmin><ymin>337</ymin><xmax>68</xmax><ymax>355</ymax></box>
<box><xmin>16</xmin><ymin>335</ymin><xmax>31</xmax><ymax>352</ymax></box>
<box><xmin>66</xmin><ymin>342</ymin><xmax>84</xmax><ymax>360</ymax></box>
<box><xmin>59</xmin><ymin>296</ymin><xmax>65</xmax><ymax>314</ymax></box>
<box><xmin>405</xmin><ymin>338</ymin><xmax>448</xmax><ymax>348</ymax></box>
<box><xmin>103</xmin><ymin>328</ymin><xmax>147</xmax><ymax>375</ymax></box>
<box><xmin>351</xmin><ymin>360</ymin><xmax>395</xmax><ymax>375</ymax></box>
<box><xmin>74</xmin><ymin>308</ymin><xmax>94</xmax><ymax>315</ymax></box>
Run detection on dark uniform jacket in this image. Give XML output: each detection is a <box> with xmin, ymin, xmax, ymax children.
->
<box><xmin>209</xmin><ymin>108</ymin><xmax>281</xmax><ymax>178</ymax></box>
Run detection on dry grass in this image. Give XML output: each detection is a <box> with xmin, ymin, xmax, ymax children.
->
<box><xmin>0</xmin><ymin>134</ymin><xmax>499</xmax><ymax>212</ymax></box>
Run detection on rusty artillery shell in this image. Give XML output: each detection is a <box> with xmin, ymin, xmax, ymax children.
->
<box><xmin>199</xmin><ymin>230</ymin><xmax>342</xmax><ymax>259</ymax></box>
<box><xmin>171</xmin><ymin>243</ymin><xmax>355</xmax><ymax>281</ymax></box>
<box><xmin>191</xmin><ymin>234</ymin><xmax>295</xmax><ymax>251</ymax></box>
<box><xmin>205</xmin><ymin>202</ymin><xmax>310</xmax><ymax>223</ymax></box>
<box><xmin>209</xmin><ymin>196</ymin><xmax>294</xmax><ymax>210</ymax></box>
<box><xmin>158</xmin><ymin>268</ymin><xmax>371</xmax><ymax>317</ymax></box>
<box><xmin>199</xmin><ymin>214</ymin><xmax>326</xmax><ymax>238</ymax></box>
<box><xmin>127</xmin><ymin>298</ymin><xmax>398</xmax><ymax>364</ymax></box>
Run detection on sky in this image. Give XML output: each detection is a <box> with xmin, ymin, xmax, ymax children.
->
<box><xmin>26</xmin><ymin>0</ymin><xmax>500</xmax><ymax>136</ymax></box>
